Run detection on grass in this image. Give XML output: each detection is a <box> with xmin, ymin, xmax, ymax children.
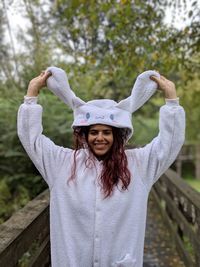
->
<box><xmin>183</xmin><ymin>175</ymin><xmax>200</xmax><ymax>192</ymax></box>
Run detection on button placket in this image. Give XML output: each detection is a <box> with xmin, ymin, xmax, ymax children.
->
<box><xmin>93</xmin><ymin>162</ymin><xmax>102</xmax><ymax>267</ymax></box>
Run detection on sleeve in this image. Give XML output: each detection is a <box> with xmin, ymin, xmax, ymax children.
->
<box><xmin>17</xmin><ymin>96</ymin><xmax>72</xmax><ymax>189</ymax></box>
<box><xmin>135</xmin><ymin>98</ymin><xmax>185</xmax><ymax>191</ymax></box>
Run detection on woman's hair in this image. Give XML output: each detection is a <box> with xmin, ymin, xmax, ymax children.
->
<box><xmin>69</xmin><ymin>126</ymin><xmax>131</xmax><ymax>198</ymax></box>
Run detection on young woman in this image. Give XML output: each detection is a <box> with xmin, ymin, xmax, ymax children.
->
<box><xmin>17</xmin><ymin>67</ymin><xmax>185</xmax><ymax>267</ymax></box>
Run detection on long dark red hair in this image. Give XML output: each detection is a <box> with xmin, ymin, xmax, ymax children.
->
<box><xmin>69</xmin><ymin>125</ymin><xmax>131</xmax><ymax>198</ymax></box>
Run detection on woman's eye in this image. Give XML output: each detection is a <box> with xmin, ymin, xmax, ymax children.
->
<box><xmin>104</xmin><ymin>131</ymin><xmax>112</xmax><ymax>135</ymax></box>
<box><xmin>89</xmin><ymin>130</ymin><xmax>112</xmax><ymax>136</ymax></box>
<box><xmin>89</xmin><ymin>131</ymin><xmax>98</xmax><ymax>135</ymax></box>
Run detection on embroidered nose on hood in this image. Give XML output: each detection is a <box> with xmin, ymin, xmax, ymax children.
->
<box><xmin>46</xmin><ymin>66</ymin><xmax>160</xmax><ymax>142</ymax></box>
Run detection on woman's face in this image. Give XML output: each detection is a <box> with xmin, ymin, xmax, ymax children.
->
<box><xmin>88</xmin><ymin>124</ymin><xmax>114</xmax><ymax>158</ymax></box>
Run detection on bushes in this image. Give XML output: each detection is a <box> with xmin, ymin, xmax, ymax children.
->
<box><xmin>0</xmin><ymin>84</ymin><xmax>73</xmax><ymax>222</ymax></box>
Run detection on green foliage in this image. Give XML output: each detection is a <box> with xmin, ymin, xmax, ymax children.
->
<box><xmin>52</xmin><ymin>0</ymin><xmax>178</xmax><ymax>98</ymax></box>
<box><xmin>0</xmin><ymin>179</ymin><xmax>12</xmax><ymax>223</ymax></box>
<box><xmin>0</xmin><ymin>177</ymin><xmax>30</xmax><ymax>223</ymax></box>
<box><xmin>183</xmin><ymin>175</ymin><xmax>200</xmax><ymax>192</ymax></box>
<box><xmin>178</xmin><ymin>72</ymin><xmax>200</xmax><ymax>143</ymax></box>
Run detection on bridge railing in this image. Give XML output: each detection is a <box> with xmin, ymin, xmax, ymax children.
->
<box><xmin>152</xmin><ymin>168</ymin><xmax>200</xmax><ymax>267</ymax></box>
<box><xmin>0</xmin><ymin>189</ymin><xmax>50</xmax><ymax>267</ymax></box>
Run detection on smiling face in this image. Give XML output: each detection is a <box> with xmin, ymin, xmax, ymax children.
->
<box><xmin>87</xmin><ymin>124</ymin><xmax>114</xmax><ymax>158</ymax></box>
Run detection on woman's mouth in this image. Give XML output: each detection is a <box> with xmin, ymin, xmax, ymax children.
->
<box><xmin>94</xmin><ymin>143</ymin><xmax>108</xmax><ymax>148</ymax></box>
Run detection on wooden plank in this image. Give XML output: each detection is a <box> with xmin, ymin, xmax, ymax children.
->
<box><xmin>0</xmin><ymin>190</ymin><xmax>50</xmax><ymax>267</ymax></box>
<box><xmin>154</xmin><ymin>183</ymin><xmax>200</xmax><ymax>249</ymax></box>
<box><xmin>155</xmin><ymin>171</ymin><xmax>200</xmax><ymax>267</ymax></box>
<box><xmin>29</xmin><ymin>235</ymin><xmax>50</xmax><ymax>267</ymax></box>
<box><xmin>0</xmin><ymin>208</ymin><xmax>49</xmax><ymax>266</ymax></box>
<box><xmin>195</xmin><ymin>144</ymin><xmax>200</xmax><ymax>180</ymax></box>
<box><xmin>177</xmin><ymin>155</ymin><xmax>194</xmax><ymax>160</ymax></box>
<box><xmin>158</xmin><ymin>175</ymin><xmax>200</xmax><ymax>227</ymax></box>
<box><xmin>194</xmin><ymin>210</ymin><xmax>200</xmax><ymax>267</ymax></box>
<box><xmin>164</xmin><ymin>169</ymin><xmax>200</xmax><ymax>211</ymax></box>
<box><xmin>151</xmin><ymin>189</ymin><xmax>195</xmax><ymax>267</ymax></box>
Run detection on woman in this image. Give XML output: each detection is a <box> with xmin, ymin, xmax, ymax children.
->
<box><xmin>17</xmin><ymin>67</ymin><xmax>185</xmax><ymax>267</ymax></box>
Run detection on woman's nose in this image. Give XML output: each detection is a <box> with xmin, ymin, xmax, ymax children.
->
<box><xmin>96</xmin><ymin>132</ymin><xmax>104</xmax><ymax>141</ymax></box>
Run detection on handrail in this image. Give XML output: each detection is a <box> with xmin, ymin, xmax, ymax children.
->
<box><xmin>152</xmin><ymin>168</ymin><xmax>200</xmax><ymax>267</ymax></box>
<box><xmin>0</xmin><ymin>190</ymin><xmax>50</xmax><ymax>267</ymax></box>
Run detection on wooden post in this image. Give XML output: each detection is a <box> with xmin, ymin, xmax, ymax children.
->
<box><xmin>0</xmin><ymin>190</ymin><xmax>50</xmax><ymax>267</ymax></box>
<box><xmin>195</xmin><ymin>144</ymin><xmax>200</xmax><ymax>180</ymax></box>
<box><xmin>176</xmin><ymin>159</ymin><xmax>182</xmax><ymax>178</ymax></box>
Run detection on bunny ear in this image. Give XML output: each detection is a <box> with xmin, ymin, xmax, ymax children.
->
<box><xmin>116</xmin><ymin>70</ymin><xmax>160</xmax><ymax>113</ymax></box>
<box><xmin>46</xmin><ymin>66</ymin><xmax>85</xmax><ymax>110</ymax></box>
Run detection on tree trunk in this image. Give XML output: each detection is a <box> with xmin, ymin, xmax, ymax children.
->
<box><xmin>2</xmin><ymin>0</ymin><xmax>20</xmax><ymax>79</ymax></box>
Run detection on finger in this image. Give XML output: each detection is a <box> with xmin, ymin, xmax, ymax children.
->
<box><xmin>150</xmin><ymin>75</ymin><xmax>160</xmax><ymax>82</ymax></box>
<box><xmin>41</xmin><ymin>71</ymin><xmax>52</xmax><ymax>86</ymax></box>
<box><xmin>160</xmin><ymin>75</ymin><xmax>168</xmax><ymax>81</ymax></box>
<box><xmin>47</xmin><ymin>70</ymin><xmax>52</xmax><ymax>77</ymax></box>
<box><xmin>43</xmin><ymin>71</ymin><xmax>52</xmax><ymax>79</ymax></box>
<box><xmin>40</xmin><ymin>71</ymin><xmax>45</xmax><ymax>77</ymax></box>
<box><xmin>150</xmin><ymin>75</ymin><xmax>163</xmax><ymax>90</ymax></box>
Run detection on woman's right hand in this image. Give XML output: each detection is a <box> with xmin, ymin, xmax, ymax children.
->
<box><xmin>150</xmin><ymin>75</ymin><xmax>177</xmax><ymax>99</ymax></box>
<box><xmin>26</xmin><ymin>71</ymin><xmax>52</xmax><ymax>97</ymax></box>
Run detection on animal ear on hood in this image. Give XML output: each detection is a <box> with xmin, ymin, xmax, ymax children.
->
<box><xmin>116</xmin><ymin>70</ymin><xmax>160</xmax><ymax>113</ymax></box>
<box><xmin>46</xmin><ymin>67</ymin><xmax>160</xmax><ymax>142</ymax></box>
<box><xmin>46</xmin><ymin>66</ymin><xmax>85</xmax><ymax>109</ymax></box>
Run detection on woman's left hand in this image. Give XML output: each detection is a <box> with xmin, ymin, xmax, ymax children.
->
<box><xmin>27</xmin><ymin>71</ymin><xmax>52</xmax><ymax>97</ymax></box>
<box><xmin>150</xmin><ymin>75</ymin><xmax>177</xmax><ymax>99</ymax></box>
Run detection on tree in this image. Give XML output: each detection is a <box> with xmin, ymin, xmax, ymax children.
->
<box><xmin>0</xmin><ymin>1</ymin><xmax>14</xmax><ymax>83</ymax></box>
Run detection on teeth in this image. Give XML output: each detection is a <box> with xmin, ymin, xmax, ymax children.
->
<box><xmin>95</xmin><ymin>144</ymin><xmax>106</xmax><ymax>146</ymax></box>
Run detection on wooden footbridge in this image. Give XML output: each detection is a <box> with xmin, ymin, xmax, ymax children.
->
<box><xmin>0</xmin><ymin>168</ymin><xmax>200</xmax><ymax>267</ymax></box>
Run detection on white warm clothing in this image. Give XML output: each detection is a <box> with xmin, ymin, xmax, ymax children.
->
<box><xmin>17</xmin><ymin>97</ymin><xmax>185</xmax><ymax>267</ymax></box>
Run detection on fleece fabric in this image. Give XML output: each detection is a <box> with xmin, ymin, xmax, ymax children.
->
<box><xmin>17</xmin><ymin>97</ymin><xmax>185</xmax><ymax>267</ymax></box>
<box><xmin>46</xmin><ymin>67</ymin><xmax>160</xmax><ymax>141</ymax></box>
